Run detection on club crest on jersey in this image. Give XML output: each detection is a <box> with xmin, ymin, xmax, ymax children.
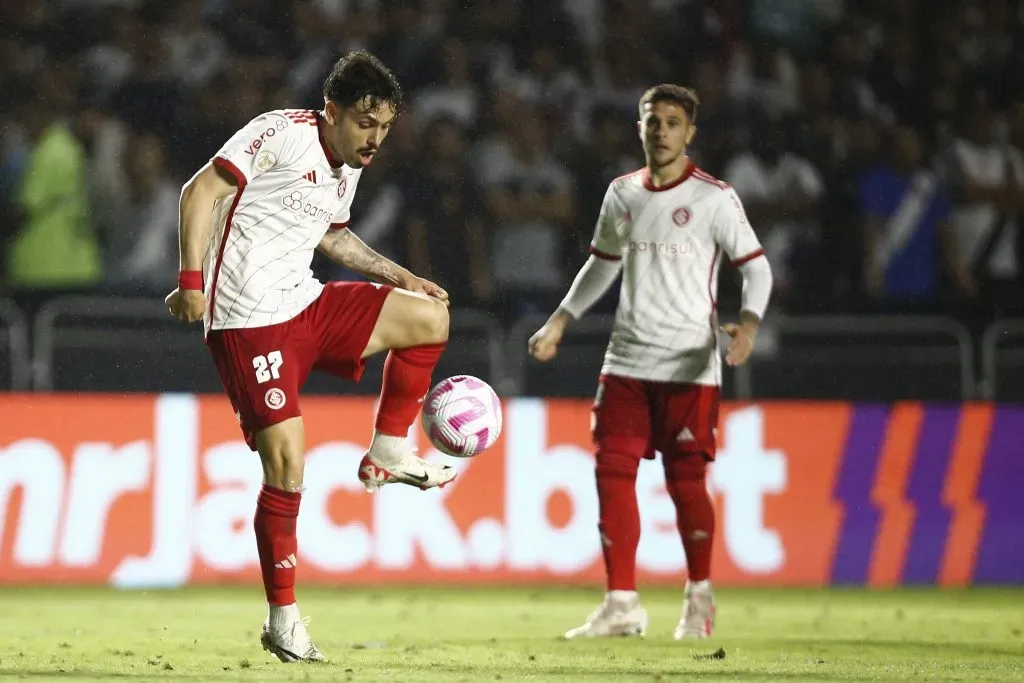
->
<box><xmin>255</xmin><ymin>151</ymin><xmax>277</xmax><ymax>172</ymax></box>
<box><xmin>337</xmin><ymin>178</ymin><xmax>348</xmax><ymax>198</ymax></box>
<box><xmin>672</xmin><ymin>207</ymin><xmax>692</xmax><ymax>227</ymax></box>
<box><xmin>264</xmin><ymin>387</ymin><xmax>287</xmax><ymax>410</ymax></box>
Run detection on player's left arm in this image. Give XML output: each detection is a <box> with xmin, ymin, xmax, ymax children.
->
<box><xmin>317</xmin><ymin>227</ymin><xmax>449</xmax><ymax>304</ymax></box>
<box><xmin>714</xmin><ymin>188</ymin><xmax>773</xmax><ymax>367</ymax></box>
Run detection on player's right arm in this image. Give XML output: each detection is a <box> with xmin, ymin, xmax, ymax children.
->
<box><xmin>165</xmin><ymin>163</ymin><xmax>238</xmax><ymax>322</ymax></box>
<box><xmin>166</xmin><ymin>111</ymin><xmax>304</xmax><ymax>323</ymax></box>
<box><xmin>529</xmin><ymin>184</ymin><xmax>626</xmax><ymax>362</ymax></box>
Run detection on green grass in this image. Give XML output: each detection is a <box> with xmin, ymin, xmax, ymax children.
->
<box><xmin>0</xmin><ymin>586</ymin><xmax>1021</xmax><ymax>681</ymax></box>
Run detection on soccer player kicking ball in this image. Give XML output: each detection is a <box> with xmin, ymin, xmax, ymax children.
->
<box><xmin>165</xmin><ymin>52</ymin><xmax>457</xmax><ymax>663</ymax></box>
<box><xmin>529</xmin><ymin>85</ymin><xmax>773</xmax><ymax>640</ymax></box>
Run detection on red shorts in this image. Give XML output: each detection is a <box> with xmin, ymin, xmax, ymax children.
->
<box><xmin>207</xmin><ymin>282</ymin><xmax>392</xmax><ymax>450</ymax></box>
<box><xmin>592</xmin><ymin>374</ymin><xmax>721</xmax><ymax>462</ymax></box>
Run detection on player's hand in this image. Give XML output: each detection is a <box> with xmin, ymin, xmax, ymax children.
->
<box><xmin>528</xmin><ymin>313</ymin><xmax>569</xmax><ymax>362</ymax></box>
<box><xmin>399</xmin><ymin>273</ymin><xmax>450</xmax><ymax>307</ymax></box>
<box><xmin>721</xmin><ymin>322</ymin><xmax>756</xmax><ymax>367</ymax></box>
<box><xmin>165</xmin><ymin>288</ymin><xmax>206</xmax><ymax>323</ymax></box>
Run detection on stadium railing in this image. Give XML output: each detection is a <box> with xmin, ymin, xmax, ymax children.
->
<box><xmin>980</xmin><ymin>319</ymin><xmax>1024</xmax><ymax>401</ymax></box>
<box><xmin>8</xmin><ymin>294</ymin><xmax>991</xmax><ymax>399</ymax></box>
<box><xmin>504</xmin><ymin>313</ymin><xmax>975</xmax><ymax>400</ymax></box>
<box><xmin>502</xmin><ymin>313</ymin><xmax>753</xmax><ymax>399</ymax></box>
<box><xmin>29</xmin><ymin>295</ymin><xmax>509</xmax><ymax>394</ymax></box>
<box><xmin>0</xmin><ymin>298</ymin><xmax>31</xmax><ymax>390</ymax></box>
<box><xmin>745</xmin><ymin>315</ymin><xmax>975</xmax><ymax>401</ymax></box>
<box><xmin>31</xmin><ymin>295</ymin><xmax>220</xmax><ymax>393</ymax></box>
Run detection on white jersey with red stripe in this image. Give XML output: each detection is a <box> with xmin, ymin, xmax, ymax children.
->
<box><xmin>589</xmin><ymin>162</ymin><xmax>765</xmax><ymax>385</ymax></box>
<box><xmin>204</xmin><ymin>109</ymin><xmax>362</xmax><ymax>334</ymax></box>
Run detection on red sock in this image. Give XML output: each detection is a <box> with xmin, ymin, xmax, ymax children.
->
<box><xmin>596</xmin><ymin>451</ymin><xmax>641</xmax><ymax>591</ymax></box>
<box><xmin>664</xmin><ymin>454</ymin><xmax>715</xmax><ymax>582</ymax></box>
<box><xmin>374</xmin><ymin>343</ymin><xmax>445</xmax><ymax>436</ymax></box>
<box><xmin>254</xmin><ymin>484</ymin><xmax>301</xmax><ymax>605</ymax></box>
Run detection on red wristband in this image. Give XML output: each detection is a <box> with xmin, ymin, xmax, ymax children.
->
<box><xmin>178</xmin><ymin>270</ymin><xmax>203</xmax><ymax>290</ymax></box>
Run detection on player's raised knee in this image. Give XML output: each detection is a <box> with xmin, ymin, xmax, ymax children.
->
<box><xmin>416</xmin><ymin>296</ymin><xmax>449</xmax><ymax>345</ymax></box>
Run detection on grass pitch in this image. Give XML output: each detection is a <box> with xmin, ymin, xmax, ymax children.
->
<box><xmin>0</xmin><ymin>586</ymin><xmax>1021</xmax><ymax>681</ymax></box>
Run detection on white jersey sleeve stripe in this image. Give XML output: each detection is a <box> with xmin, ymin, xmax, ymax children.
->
<box><xmin>207</xmin><ymin>157</ymin><xmax>248</xmax><ymax>332</ymax></box>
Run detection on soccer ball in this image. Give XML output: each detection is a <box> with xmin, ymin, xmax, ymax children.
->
<box><xmin>421</xmin><ymin>375</ymin><xmax>502</xmax><ymax>457</ymax></box>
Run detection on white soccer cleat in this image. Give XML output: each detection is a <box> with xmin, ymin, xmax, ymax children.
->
<box><xmin>674</xmin><ymin>580</ymin><xmax>716</xmax><ymax>639</ymax></box>
<box><xmin>261</xmin><ymin>617</ymin><xmax>326</xmax><ymax>663</ymax></box>
<box><xmin>563</xmin><ymin>593</ymin><xmax>649</xmax><ymax>639</ymax></box>
<box><xmin>357</xmin><ymin>450</ymin><xmax>457</xmax><ymax>491</ymax></box>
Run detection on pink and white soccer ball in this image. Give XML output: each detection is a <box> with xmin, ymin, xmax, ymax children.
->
<box><xmin>421</xmin><ymin>375</ymin><xmax>502</xmax><ymax>457</ymax></box>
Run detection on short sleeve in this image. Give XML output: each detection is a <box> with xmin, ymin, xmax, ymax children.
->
<box><xmin>588</xmin><ymin>184</ymin><xmax>628</xmax><ymax>260</ymax></box>
<box><xmin>329</xmin><ymin>171</ymin><xmax>362</xmax><ymax>229</ymax></box>
<box><xmin>212</xmin><ymin>111</ymin><xmax>309</xmax><ymax>187</ymax></box>
<box><xmin>713</xmin><ymin>188</ymin><xmax>765</xmax><ymax>266</ymax></box>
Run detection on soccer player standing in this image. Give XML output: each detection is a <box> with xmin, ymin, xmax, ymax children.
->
<box><xmin>529</xmin><ymin>85</ymin><xmax>773</xmax><ymax>639</ymax></box>
<box><xmin>165</xmin><ymin>52</ymin><xmax>457</xmax><ymax>662</ymax></box>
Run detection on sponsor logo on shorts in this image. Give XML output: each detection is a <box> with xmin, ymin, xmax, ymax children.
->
<box><xmin>264</xmin><ymin>388</ymin><xmax>287</xmax><ymax>410</ymax></box>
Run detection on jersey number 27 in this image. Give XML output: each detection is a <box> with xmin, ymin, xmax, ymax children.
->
<box><xmin>253</xmin><ymin>350</ymin><xmax>283</xmax><ymax>384</ymax></box>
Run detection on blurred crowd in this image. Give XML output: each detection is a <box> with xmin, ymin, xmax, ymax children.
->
<box><xmin>1</xmin><ymin>0</ymin><xmax>1024</xmax><ymax>325</ymax></box>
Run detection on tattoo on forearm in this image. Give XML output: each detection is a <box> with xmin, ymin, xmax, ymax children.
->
<box><xmin>321</xmin><ymin>228</ymin><xmax>401</xmax><ymax>285</ymax></box>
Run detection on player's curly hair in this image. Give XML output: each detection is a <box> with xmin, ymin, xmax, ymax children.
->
<box><xmin>322</xmin><ymin>51</ymin><xmax>405</xmax><ymax>115</ymax></box>
<box><xmin>639</xmin><ymin>84</ymin><xmax>699</xmax><ymax>123</ymax></box>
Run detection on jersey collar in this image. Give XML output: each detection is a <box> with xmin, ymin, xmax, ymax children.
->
<box><xmin>643</xmin><ymin>158</ymin><xmax>695</xmax><ymax>192</ymax></box>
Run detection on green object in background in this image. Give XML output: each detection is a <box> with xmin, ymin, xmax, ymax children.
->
<box><xmin>8</xmin><ymin>121</ymin><xmax>102</xmax><ymax>288</ymax></box>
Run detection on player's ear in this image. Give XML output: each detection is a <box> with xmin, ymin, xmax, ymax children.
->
<box><xmin>323</xmin><ymin>99</ymin><xmax>339</xmax><ymax>125</ymax></box>
<box><xmin>636</xmin><ymin>120</ymin><xmax>643</xmax><ymax>140</ymax></box>
<box><xmin>685</xmin><ymin>124</ymin><xmax>697</xmax><ymax>146</ymax></box>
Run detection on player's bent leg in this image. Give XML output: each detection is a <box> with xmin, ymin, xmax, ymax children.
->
<box><xmin>564</xmin><ymin>451</ymin><xmax>649</xmax><ymax>640</ymax></box>
<box><xmin>360</xmin><ymin>288</ymin><xmax>449</xmax><ymax>357</ymax></box>
<box><xmin>357</xmin><ymin>289</ymin><xmax>455</xmax><ymax>492</ymax></box>
<box><xmin>663</xmin><ymin>452</ymin><xmax>716</xmax><ymax>640</ymax></box>
<box><xmin>252</xmin><ymin>418</ymin><xmax>325</xmax><ymax>663</ymax></box>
